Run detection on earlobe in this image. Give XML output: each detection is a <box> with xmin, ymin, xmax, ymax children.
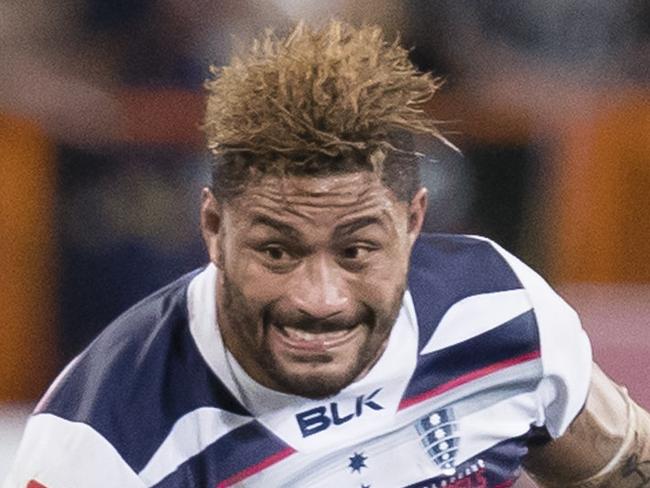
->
<box><xmin>200</xmin><ymin>188</ymin><xmax>223</xmax><ymax>268</ymax></box>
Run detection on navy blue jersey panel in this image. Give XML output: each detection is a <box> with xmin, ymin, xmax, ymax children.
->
<box><xmin>36</xmin><ymin>268</ymin><xmax>250</xmax><ymax>472</ymax></box>
<box><xmin>152</xmin><ymin>420</ymin><xmax>293</xmax><ymax>488</ymax></box>
<box><xmin>403</xmin><ymin>310</ymin><xmax>540</xmax><ymax>402</ymax></box>
<box><xmin>408</xmin><ymin>234</ymin><xmax>523</xmax><ymax>351</ymax></box>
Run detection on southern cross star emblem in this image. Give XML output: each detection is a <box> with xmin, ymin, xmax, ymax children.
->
<box><xmin>348</xmin><ymin>452</ymin><xmax>368</xmax><ymax>473</ymax></box>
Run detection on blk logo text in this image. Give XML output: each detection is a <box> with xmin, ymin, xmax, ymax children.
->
<box><xmin>296</xmin><ymin>388</ymin><xmax>384</xmax><ymax>437</ymax></box>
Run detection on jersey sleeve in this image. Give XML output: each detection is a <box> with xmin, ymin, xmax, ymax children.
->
<box><xmin>3</xmin><ymin>413</ymin><xmax>146</xmax><ymax>488</ymax></box>
<box><xmin>486</xmin><ymin>239</ymin><xmax>593</xmax><ymax>438</ymax></box>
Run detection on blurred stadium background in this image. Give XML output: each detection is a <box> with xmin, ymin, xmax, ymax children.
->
<box><xmin>1</xmin><ymin>1</ymin><xmax>648</xmax><ymax>486</ymax></box>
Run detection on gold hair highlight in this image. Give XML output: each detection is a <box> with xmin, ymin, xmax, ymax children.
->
<box><xmin>203</xmin><ymin>20</ymin><xmax>451</xmax><ymax>174</ymax></box>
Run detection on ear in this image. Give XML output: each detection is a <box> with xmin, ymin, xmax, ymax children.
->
<box><xmin>406</xmin><ymin>187</ymin><xmax>428</xmax><ymax>244</ymax></box>
<box><xmin>200</xmin><ymin>187</ymin><xmax>224</xmax><ymax>268</ymax></box>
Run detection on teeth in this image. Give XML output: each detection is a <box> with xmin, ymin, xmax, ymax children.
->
<box><xmin>282</xmin><ymin>326</ymin><xmax>353</xmax><ymax>342</ymax></box>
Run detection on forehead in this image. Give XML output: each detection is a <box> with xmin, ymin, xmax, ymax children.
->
<box><xmin>225</xmin><ymin>172</ymin><xmax>406</xmax><ymax>228</ymax></box>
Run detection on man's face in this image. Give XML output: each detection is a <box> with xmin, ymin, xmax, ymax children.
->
<box><xmin>201</xmin><ymin>171</ymin><xmax>427</xmax><ymax>398</ymax></box>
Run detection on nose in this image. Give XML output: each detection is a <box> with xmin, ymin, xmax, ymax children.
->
<box><xmin>286</xmin><ymin>254</ymin><xmax>350</xmax><ymax>319</ymax></box>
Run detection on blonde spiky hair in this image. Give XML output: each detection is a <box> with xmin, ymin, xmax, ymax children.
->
<box><xmin>203</xmin><ymin>20</ymin><xmax>451</xmax><ymax>198</ymax></box>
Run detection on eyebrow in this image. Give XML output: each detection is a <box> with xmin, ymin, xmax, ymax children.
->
<box><xmin>333</xmin><ymin>216</ymin><xmax>386</xmax><ymax>238</ymax></box>
<box><xmin>249</xmin><ymin>214</ymin><xmax>386</xmax><ymax>240</ymax></box>
<box><xmin>249</xmin><ymin>215</ymin><xmax>303</xmax><ymax>240</ymax></box>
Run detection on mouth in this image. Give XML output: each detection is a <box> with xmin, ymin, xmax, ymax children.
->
<box><xmin>270</xmin><ymin>322</ymin><xmax>362</xmax><ymax>352</ymax></box>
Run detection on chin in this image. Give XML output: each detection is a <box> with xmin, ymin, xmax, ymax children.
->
<box><xmin>269</xmin><ymin>358</ymin><xmax>364</xmax><ymax>399</ymax></box>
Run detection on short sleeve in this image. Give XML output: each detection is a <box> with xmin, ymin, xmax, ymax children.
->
<box><xmin>486</xmin><ymin>239</ymin><xmax>593</xmax><ymax>438</ymax></box>
<box><xmin>3</xmin><ymin>413</ymin><xmax>146</xmax><ymax>488</ymax></box>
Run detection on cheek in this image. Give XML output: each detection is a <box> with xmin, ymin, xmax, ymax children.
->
<box><xmin>229</xmin><ymin>257</ymin><xmax>288</xmax><ymax>306</ymax></box>
<box><xmin>353</xmin><ymin>256</ymin><xmax>409</xmax><ymax>307</ymax></box>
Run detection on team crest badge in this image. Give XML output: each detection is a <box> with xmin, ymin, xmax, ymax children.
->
<box><xmin>415</xmin><ymin>407</ymin><xmax>459</xmax><ymax>476</ymax></box>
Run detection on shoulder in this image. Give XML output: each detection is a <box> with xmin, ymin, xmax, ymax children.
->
<box><xmin>4</xmin><ymin>272</ymin><xmax>199</xmax><ymax>488</ymax></box>
<box><xmin>37</xmin><ymin>268</ymin><xmax>200</xmax><ymax>419</ymax></box>
<box><xmin>408</xmin><ymin>233</ymin><xmax>584</xmax><ymax>325</ymax></box>
<box><xmin>409</xmin><ymin>233</ymin><xmax>524</xmax><ymax>296</ymax></box>
<box><xmin>408</xmin><ymin>234</ymin><xmax>525</xmax><ymax>349</ymax></box>
<box><xmin>28</xmin><ymin>268</ymin><xmax>247</xmax><ymax>475</ymax></box>
<box><xmin>407</xmin><ymin>233</ymin><xmax>592</xmax><ymax>437</ymax></box>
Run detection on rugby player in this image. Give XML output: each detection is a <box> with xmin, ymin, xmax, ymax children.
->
<box><xmin>5</xmin><ymin>21</ymin><xmax>649</xmax><ymax>488</ymax></box>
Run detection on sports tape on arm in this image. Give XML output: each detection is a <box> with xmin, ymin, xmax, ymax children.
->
<box><xmin>525</xmin><ymin>363</ymin><xmax>650</xmax><ymax>487</ymax></box>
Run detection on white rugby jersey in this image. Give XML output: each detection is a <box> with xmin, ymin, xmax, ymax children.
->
<box><xmin>5</xmin><ymin>234</ymin><xmax>592</xmax><ymax>488</ymax></box>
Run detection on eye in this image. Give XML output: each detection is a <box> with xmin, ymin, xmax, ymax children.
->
<box><xmin>262</xmin><ymin>245</ymin><xmax>289</xmax><ymax>261</ymax></box>
<box><xmin>341</xmin><ymin>245</ymin><xmax>373</xmax><ymax>260</ymax></box>
<box><xmin>254</xmin><ymin>243</ymin><xmax>300</xmax><ymax>272</ymax></box>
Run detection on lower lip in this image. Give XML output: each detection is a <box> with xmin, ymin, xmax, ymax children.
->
<box><xmin>269</xmin><ymin>324</ymin><xmax>360</xmax><ymax>352</ymax></box>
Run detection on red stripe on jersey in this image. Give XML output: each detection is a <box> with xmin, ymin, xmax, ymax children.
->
<box><xmin>216</xmin><ymin>447</ymin><xmax>296</xmax><ymax>487</ymax></box>
<box><xmin>27</xmin><ymin>481</ymin><xmax>47</xmax><ymax>488</ymax></box>
<box><xmin>398</xmin><ymin>350</ymin><xmax>541</xmax><ymax>410</ymax></box>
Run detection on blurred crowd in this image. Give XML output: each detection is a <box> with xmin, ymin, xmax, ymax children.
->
<box><xmin>1</xmin><ymin>0</ymin><xmax>648</xmax><ymax>379</ymax></box>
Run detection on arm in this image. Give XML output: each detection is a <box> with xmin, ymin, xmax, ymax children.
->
<box><xmin>525</xmin><ymin>363</ymin><xmax>650</xmax><ymax>487</ymax></box>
